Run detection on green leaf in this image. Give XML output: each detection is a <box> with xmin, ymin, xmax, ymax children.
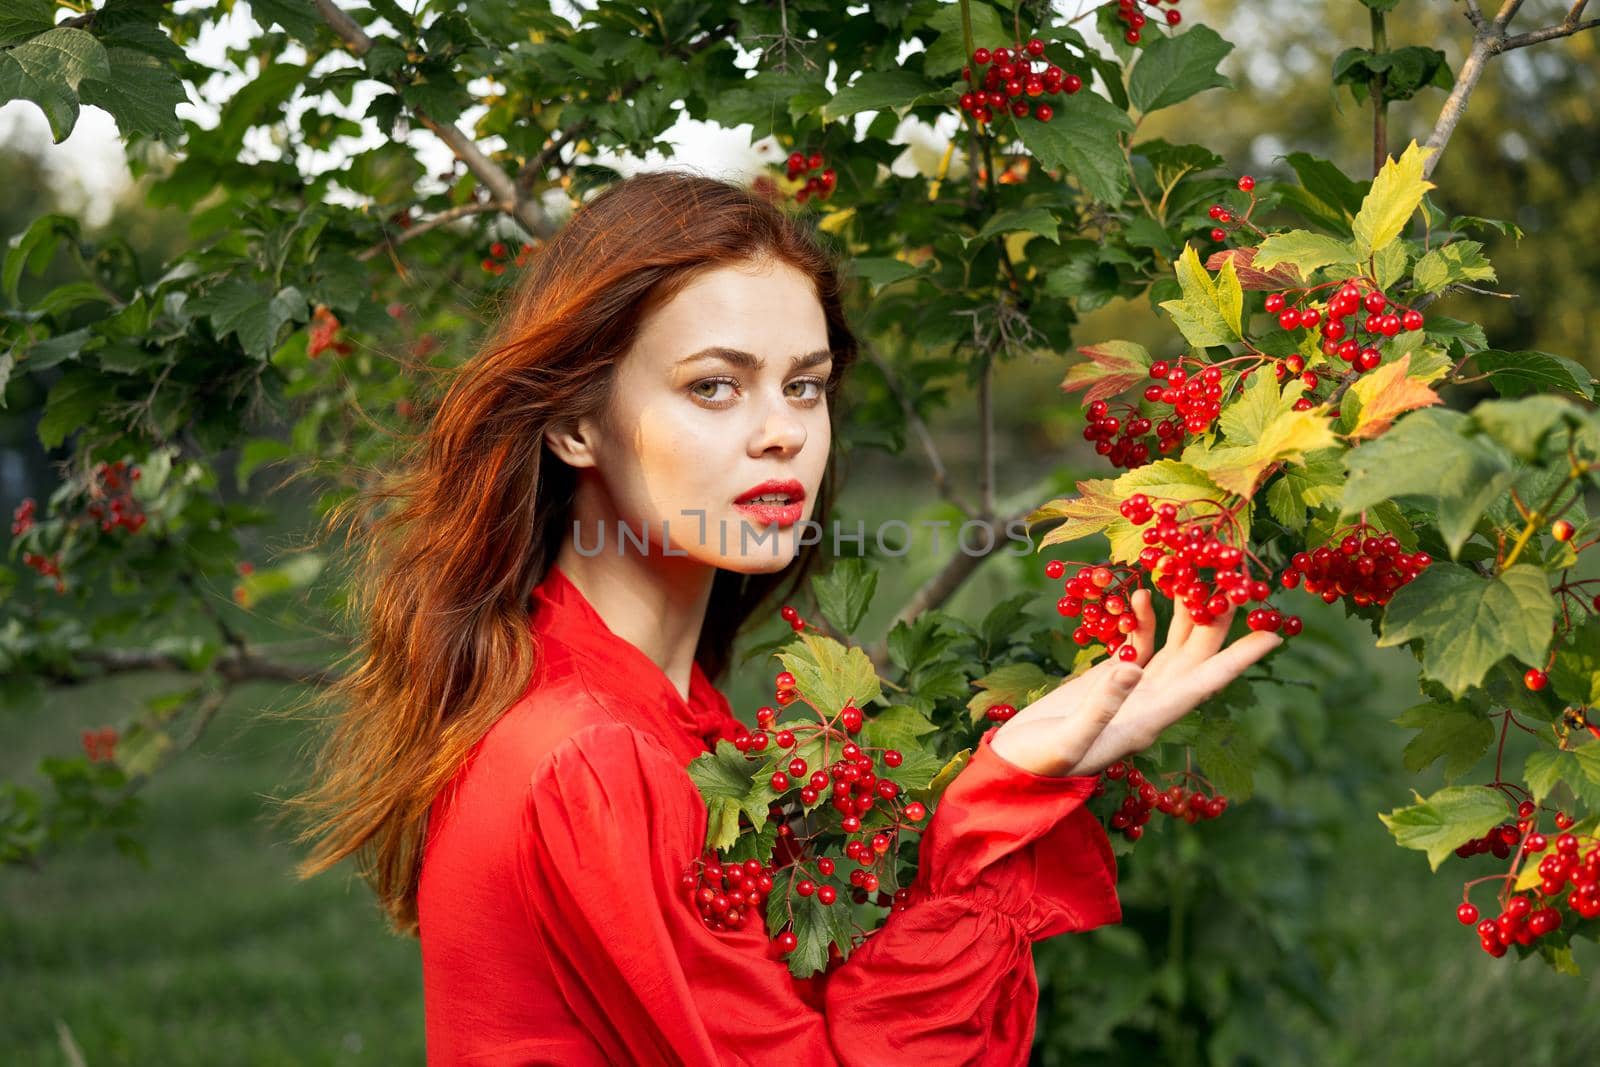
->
<box><xmin>812</xmin><ymin>557</ymin><xmax>878</xmax><ymax>637</ymax></box>
<box><xmin>1472</xmin><ymin>350</ymin><xmax>1597</xmax><ymax>402</ymax></box>
<box><xmin>776</xmin><ymin>632</ymin><xmax>882</xmax><ymax>717</ymax></box>
<box><xmin>923</xmin><ymin>1</ymin><xmax>1008</xmax><ymax>78</ymax></box>
<box><xmin>850</xmin><ymin>257</ymin><xmax>927</xmax><ymax>292</ymax></box>
<box><xmin>1352</xmin><ymin>140</ymin><xmax>1437</xmax><ymax>259</ymax></box>
<box><xmin>967</xmin><ymin>661</ymin><xmax>1055</xmax><ymax>723</ymax></box>
<box><xmin>972</xmin><ymin>206</ymin><xmax>1061</xmax><ymax>246</ymax></box>
<box><xmin>38</xmin><ymin>367</ymin><xmax>115</xmax><ymax>449</ymax></box>
<box><xmin>1284</xmin><ymin>151</ymin><xmax>1367</xmax><ymax>230</ymax></box>
<box><xmin>1376</xmin><ymin>563</ymin><xmax>1556</xmax><ymax>698</ymax></box>
<box><xmin>0</xmin><ymin>0</ymin><xmax>54</xmax><ymax>46</ymax></box>
<box><xmin>1264</xmin><ymin>449</ymin><xmax>1344</xmax><ymax>530</ymax></box>
<box><xmin>1393</xmin><ymin>701</ymin><xmax>1495</xmax><ymax>781</ymax></box>
<box><xmin>687</xmin><ymin>741</ymin><xmax>763</xmax><ymax>850</ymax></box>
<box><xmin>1371</xmin><ymin>238</ymin><xmax>1409</xmax><ymax>290</ymax></box>
<box><xmin>1524</xmin><ymin>749</ymin><xmax>1600</xmax><ymax>809</ymax></box>
<box><xmin>250</xmin><ymin>0</ymin><xmax>325</xmax><ymax>43</ymax></box>
<box><xmin>1341</xmin><ymin>408</ymin><xmax>1515</xmax><ymax>559</ymax></box>
<box><xmin>1550</xmin><ymin>616</ymin><xmax>1600</xmax><ymax>707</ymax></box>
<box><xmin>858</xmin><ymin>705</ymin><xmax>937</xmax><ymax>753</ymax></box>
<box><xmin>1470</xmin><ymin>395</ymin><xmax>1586</xmax><ymax>462</ymax></box>
<box><xmin>1158</xmin><ymin>243</ymin><xmax>1243</xmax><ymax>347</ymax></box>
<box><xmin>188</xmin><ymin>280</ymin><xmax>308</xmax><ymax>359</ymax></box>
<box><xmin>1378</xmin><ymin>785</ymin><xmax>1509</xmax><ymax>870</ymax></box>
<box><xmin>1412</xmin><ymin>240</ymin><xmax>1496</xmax><ymax>294</ymax></box>
<box><xmin>1191</xmin><ymin>715</ymin><xmax>1257</xmax><ymax>801</ymax></box>
<box><xmin>911</xmin><ymin>749</ymin><xmax>972</xmax><ymax>808</ymax></box>
<box><xmin>1128</xmin><ymin>24</ymin><xmax>1234</xmax><ymax>113</ymax></box>
<box><xmin>822</xmin><ymin>69</ymin><xmax>944</xmax><ymax>120</ymax></box>
<box><xmin>1013</xmin><ymin>96</ymin><xmax>1134</xmax><ymax>205</ymax></box>
<box><xmin>78</xmin><ymin>47</ymin><xmax>187</xmax><ymax>143</ymax></box>
<box><xmin>1251</xmin><ymin>231</ymin><xmax>1358</xmax><ymax>277</ymax></box>
<box><xmin>0</xmin><ymin>27</ymin><xmax>110</xmax><ymax>141</ymax></box>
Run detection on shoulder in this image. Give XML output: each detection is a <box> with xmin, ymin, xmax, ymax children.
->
<box><xmin>528</xmin><ymin>719</ymin><xmax>688</xmax><ymax>795</ymax></box>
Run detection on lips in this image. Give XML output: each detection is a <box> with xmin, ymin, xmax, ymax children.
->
<box><xmin>733</xmin><ymin>479</ymin><xmax>806</xmax><ymax>529</ymax></box>
<box><xmin>734</xmin><ymin>479</ymin><xmax>806</xmax><ymax>506</ymax></box>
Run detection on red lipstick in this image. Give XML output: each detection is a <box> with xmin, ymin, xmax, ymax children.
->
<box><xmin>733</xmin><ymin>479</ymin><xmax>806</xmax><ymax>528</ymax></box>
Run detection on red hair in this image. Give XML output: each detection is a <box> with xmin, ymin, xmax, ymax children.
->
<box><xmin>279</xmin><ymin>170</ymin><xmax>861</xmax><ymax>935</ymax></box>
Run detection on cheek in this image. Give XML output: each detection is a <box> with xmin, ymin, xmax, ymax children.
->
<box><xmin>629</xmin><ymin>406</ymin><xmax>727</xmax><ymax>513</ymax></box>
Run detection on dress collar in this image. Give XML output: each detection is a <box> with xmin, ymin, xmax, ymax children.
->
<box><xmin>529</xmin><ymin>563</ymin><xmax>732</xmax><ymax>749</ymax></box>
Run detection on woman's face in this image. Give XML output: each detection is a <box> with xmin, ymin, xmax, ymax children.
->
<box><xmin>552</xmin><ymin>256</ymin><xmax>834</xmax><ymax>574</ymax></box>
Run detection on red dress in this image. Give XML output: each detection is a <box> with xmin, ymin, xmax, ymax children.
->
<box><xmin>417</xmin><ymin>563</ymin><xmax>1122</xmax><ymax>1065</ymax></box>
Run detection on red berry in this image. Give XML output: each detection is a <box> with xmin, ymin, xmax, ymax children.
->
<box><xmin>973</xmin><ymin>47</ymin><xmax>992</xmax><ymax>65</ymax></box>
<box><xmin>1525</xmin><ymin>668</ymin><xmax>1548</xmax><ymax>691</ymax></box>
<box><xmin>1552</xmin><ymin>519</ymin><xmax>1575</xmax><ymax>542</ymax></box>
<box><xmin>771</xmin><ymin>772</ymin><xmax>790</xmax><ymax>791</ymax></box>
<box><xmin>1457</xmin><ymin>902</ymin><xmax>1480</xmax><ymax>925</ymax></box>
<box><xmin>776</xmin><ymin>930</ymin><xmax>798</xmax><ymax>952</ymax></box>
<box><xmin>1237</xmin><ymin>175</ymin><xmax>1256</xmax><ymax>192</ymax></box>
<box><xmin>903</xmin><ymin>801</ymin><xmax>926</xmax><ymax>822</ymax></box>
<box><xmin>817</xmin><ymin>885</ymin><xmax>837</xmax><ymax>905</ymax></box>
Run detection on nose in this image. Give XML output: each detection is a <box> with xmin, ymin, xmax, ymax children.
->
<box><xmin>748</xmin><ymin>397</ymin><xmax>807</xmax><ymax>458</ymax></box>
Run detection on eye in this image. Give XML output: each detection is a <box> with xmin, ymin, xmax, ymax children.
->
<box><xmin>787</xmin><ymin>377</ymin><xmax>827</xmax><ymax>405</ymax></box>
<box><xmin>689</xmin><ymin>376</ymin><xmax>739</xmax><ymax>406</ymax></box>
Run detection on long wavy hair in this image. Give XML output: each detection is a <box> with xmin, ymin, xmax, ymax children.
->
<box><xmin>280</xmin><ymin>169</ymin><xmax>861</xmax><ymax>937</ymax></box>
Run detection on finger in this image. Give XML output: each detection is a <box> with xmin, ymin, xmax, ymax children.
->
<box><xmin>1047</xmin><ymin>661</ymin><xmax>1144</xmax><ymax>776</ymax></box>
<box><xmin>1165</xmin><ymin>590</ymin><xmax>1194</xmax><ymax>649</ymax></box>
<box><xmin>1121</xmin><ymin>587</ymin><xmax>1156</xmax><ymax>665</ymax></box>
<box><xmin>1180</xmin><ymin>599</ymin><xmax>1238</xmax><ymax>663</ymax></box>
<box><xmin>1178</xmin><ymin>629</ymin><xmax>1282</xmax><ymax>703</ymax></box>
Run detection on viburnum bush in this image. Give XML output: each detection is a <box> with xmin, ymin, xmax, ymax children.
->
<box><xmin>3</xmin><ymin>0</ymin><xmax>1599</xmax><ymax>1046</ymax></box>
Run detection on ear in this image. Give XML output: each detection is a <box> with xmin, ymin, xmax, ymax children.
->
<box><xmin>544</xmin><ymin>415</ymin><xmax>601</xmax><ymax>469</ymax></box>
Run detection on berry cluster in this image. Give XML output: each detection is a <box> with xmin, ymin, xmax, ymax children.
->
<box><xmin>1206</xmin><ymin>174</ymin><xmax>1257</xmax><ymax>242</ymax></box>
<box><xmin>1453</xmin><ymin>801</ymin><xmax>1600</xmax><ymax>957</ymax></box>
<box><xmin>1266</xmin><ymin>281</ymin><xmax>1424</xmax><ymax>377</ymax></box>
<box><xmin>983</xmin><ymin>702</ymin><xmax>1018</xmax><ymax>723</ymax></box>
<box><xmin>232</xmin><ymin>559</ymin><xmax>256</xmax><ymax>607</ymax></box>
<box><xmin>1045</xmin><ymin>556</ymin><xmax>1141</xmax><ymax>657</ymax></box>
<box><xmin>480</xmin><ymin>240</ymin><xmax>535</xmax><ymax>276</ymax></box>
<box><xmin>21</xmin><ymin>550</ymin><xmax>65</xmax><ymax>593</ymax></box>
<box><xmin>718</xmin><ymin>657</ymin><xmax>929</xmax><ymax>959</ymax></box>
<box><xmin>1112</xmin><ymin>0</ymin><xmax>1182</xmax><ymax>45</ymax></box>
<box><xmin>682</xmin><ymin>854</ymin><xmax>776</xmax><ymax>933</ymax></box>
<box><xmin>959</xmin><ymin>37</ymin><xmax>1081</xmax><ymax>127</ymax></box>
<box><xmin>81</xmin><ymin>726</ymin><xmax>119</xmax><ymax>763</ymax></box>
<box><xmin>779</xmin><ymin>603</ymin><xmax>807</xmax><ymax>633</ymax></box>
<box><xmin>1078</xmin><ymin>360</ymin><xmax>1226</xmax><ymax>473</ymax></box>
<box><xmin>1278</xmin><ymin>523</ymin><xmax>1432</xmax><ymax>610</ymax></box>
<box><xmin>1127</xmin><ymin>497</ymin><xmax>1290</xmax><ymax>632</ymax></box>
<box><xmin>308</xmin><ymin>304</ymin><xmax>354</xmax><ymax>359</ymax></box>
<box><xmin>1095</xmin><ymin>760</ymin><xmax>1229</xmax><ymax>841</ymax></box>
<box><xmin>11</xmin><ymin>497</ymin><xmax>35</xmax><ymax>537</ymax></box>
<box><xmin>84</xmin><ymin>460</ymin><xmax>146</xmax><ymax>534</ymax></box>
<box><xmin>785</xmin><ymin>152</ymin><xmax>836</xmax><ymax>204</ymax></box>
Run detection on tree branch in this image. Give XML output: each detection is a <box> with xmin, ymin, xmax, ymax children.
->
<box><xmin>863</xmin><ymin>347</ymin><xmax>976</xmax><ymax>517</ymax></box>
<box><xmin>356</xmin><ymin>201</ymin><xmax>501</xmax><ymax>262</ymax></box>
<box><xmin>863</xmin><ymin>498</ymin><xmax>1038</xmax><ymax>671</ymax></box>
<box><xmin>311</xmin><ymin>0</ymin><xmax>556</xmax><ymax>239</ymax></box>
<box><xmin>1424</xmin><ymin>0</ymin><xmax>1599</xmax><ymax>176</ymax></box>
<box><xmin>44</xmin><ymin>645</ymin><xmax>341</xmax><ymax>689</ymax></box>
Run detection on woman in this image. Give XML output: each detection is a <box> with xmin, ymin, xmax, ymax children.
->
<box><xmin>286</xmin><ymin>170</ymin><xmax>1281</xmax><ymax>1064</ymax></box>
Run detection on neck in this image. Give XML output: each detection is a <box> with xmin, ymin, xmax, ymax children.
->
<box><xmin>552</xmin><ymin>505</ymin><xmax>716</xmax><ymax>704</ymax></box>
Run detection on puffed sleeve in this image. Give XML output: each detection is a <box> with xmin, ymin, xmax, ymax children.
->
<box><xmin>514</xmin><ymin>720</ymin><xmax>1120</xmax><ymax>1067</ymax></box>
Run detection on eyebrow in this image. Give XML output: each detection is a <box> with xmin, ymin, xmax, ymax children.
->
<box><xmin>674</xmin><ymin>346</ymin><xmax>834</xmax><ymax>372</ymax></box>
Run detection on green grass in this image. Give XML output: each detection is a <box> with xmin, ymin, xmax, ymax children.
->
<box><xmin>1</xmin><ymin>675</ymin><xmax>424</xmax><ymax>1066</ymax></box>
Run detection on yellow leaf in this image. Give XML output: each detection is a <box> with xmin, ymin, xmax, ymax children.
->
<box><xmin>1347</xmin><ymin>352</ymin><xmax>1444</xmax><ymax>440</ymax></box>
<box><xmin>1353</xmin><ymin>140</ymin><xmax>1437</xmax><ymax>259</ymax></box>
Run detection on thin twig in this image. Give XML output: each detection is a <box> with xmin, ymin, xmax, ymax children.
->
<box><xmin>863</xmin><ymin>347</ymin><xmax>976</xmax><ymax>517</ymax></box>
<box><xmin>356</xmin><ymin>201</ymin><xmax>501</xmax><ymax>262</ymax></box>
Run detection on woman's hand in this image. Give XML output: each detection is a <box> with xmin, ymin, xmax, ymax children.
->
<box><xmin>988</xmin><ymin>588</ymin><xmax>1282</xmax><ymax>777</ymax></box>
